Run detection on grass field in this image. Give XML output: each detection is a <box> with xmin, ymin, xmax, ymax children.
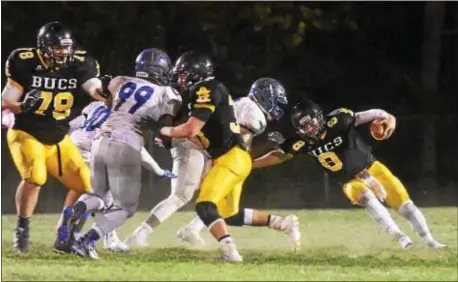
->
<box><xmin>2</xmin><ymin>208</ymin><xmax>457</xmax><ymax>281</ymax></box>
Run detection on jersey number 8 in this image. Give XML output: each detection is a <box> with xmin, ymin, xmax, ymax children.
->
<box><xmin>318</xmin><ymin>152</ymin><xmax>343</xmax><ymax>172</ymax></box>
<box><xmin>114</xmin><ymin>82</ymin><xmax>154</xmax><ymax>114</ymax></box>
<box><xmin>35</xmin><ymin>91</ymin><xmax>74</xmax><ymax>120</ymax></box>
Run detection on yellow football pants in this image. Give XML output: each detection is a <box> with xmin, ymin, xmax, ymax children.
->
<box><xmin>7</xmin><ymin>128</ymin><xmax>91</xmax><ymax>193</ymax></box>
<box><xmin>196</xmin><ymin>146</ymin><xmax>252</xmax><ymax>218</ymax></box>
<box><xmin>343</xmin><ymin>161</ymin><xmax>411</xmax><ymax>210</ymax></box>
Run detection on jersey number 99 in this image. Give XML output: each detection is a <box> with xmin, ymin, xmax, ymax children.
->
<box><xmin>114</xmin><ymin>82</ymin><xmax>154</xmax><ymax>114</ymax></box>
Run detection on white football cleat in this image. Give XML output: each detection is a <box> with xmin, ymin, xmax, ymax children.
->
<box><xmin>398</xmin><ymin>235</ymin><xmax>413</xmax><ymax>249</ymax></box>
<box><xmin>176</xmin><ymin>226</ymin><xmax>206</xmax><ymax>246</ymax></box>
<box><xmin>426</xmin><ymin>240</ymin><xmax>447</xmax><ymax>249</ymax></box>
<box><xmin>104</xmin><ymin>230</ymin><xmax>129</xmax><ymax>252</ymax></box>
<box><xmin>221</xmin><ymin>251</ymin><xmax>243</xmax><ymax>262</ymax></box>
<box><xmin>220</xmin><ymin>241</ymin><xmax>243</xmax><ymax>262</ymax></box>
<box><xmin>283</xmin><ymin>215</ymin><xmax>301</xmax><ymax>252</ymax></box>
<box><xmin>124</xmin><ymin>232</ymin><xmax>150</xmax><ymax>248</ymax></box>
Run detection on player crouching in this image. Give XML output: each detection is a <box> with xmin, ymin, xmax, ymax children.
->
<box><xmin>288</xmin><ymin>102</ymin><xmax>446</xmax><ymax>249</ymax></box>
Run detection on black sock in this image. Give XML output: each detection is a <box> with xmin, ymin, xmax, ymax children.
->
<box><xmin>17</xmin><ymin>216</ymin><xmax>30</xmax><ymax>231</ymax></box>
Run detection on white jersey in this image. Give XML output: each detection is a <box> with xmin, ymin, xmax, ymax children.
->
<box><xmin>233</xmin><ymin>97</ymin><xmax>267</xmax><ymax>137</ymax></box>
<box><xmin>102</xmin><ymin>76</ymin><xmax>181</xmax><ymax>151</ymax></box>
<box><xmin>69</xmin><ymin>101</ymin><xmax>110</xmax><ymax>162</ymax></box>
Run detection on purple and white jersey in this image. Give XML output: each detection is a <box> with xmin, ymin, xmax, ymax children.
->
<box><xmin>101</xmin><ymin>76</ymin><xmax>181</xmax><ymax>151</ymax></box>
<box><xmin>233</xmin><ymin>97</ymin><xmax>267</xmax><ymax>137</ymax></box>
<box><xmin>70</xmin><ymin>101</ymin><xmax>111</xmax><ymax>162</ymax></box>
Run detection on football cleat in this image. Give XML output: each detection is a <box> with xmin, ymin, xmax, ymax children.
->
<box><xmin>124</xmin><ymin>233</ymin><xmax>150</xmax><ymax>248</ymax></box>
<box><xmin>104</xmin><ymin>230</ymin><xmax>129</xmax><ymax>252</ymax></box>
<box><xmin>220</xmin><ymin>241</ymin><xmax>243</xmax><ymax>262</ymax></box>
<box><xmin>72</xmin><ymin>237</ymin><xmax>99</xmax><ymax>260</ymax></box>
<box><xmin>398</xmin><ymin>235</ymin><xmax>413</xmax><ymax>249</ymax></box>
<box><xmin>13</xmin><ymin>227</ymin><xmax>29</xmax><ymax>253</ymax></box>
<box><xmin>176</xmin><ymin>226</ymin><xmax>206</xmax><ymax>246</ymax></box>
<box><xmin>54</xmin><ymin>206</ymin><xmax>73</xmax><ymax>253</ymax></box>
<box><xmin>283</xmin><ymin>215</ymin><xmax>301</xmax><ymax>252</ymax></box>
<box><xmin>426</xmin><ymin>240</ymin><xmax>447</xmax><ymax>249</ymax></box>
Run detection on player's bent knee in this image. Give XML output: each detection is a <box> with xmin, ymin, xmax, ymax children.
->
<box><xmin>224</xmin><ymin>209</ymin><xmax>244</xmax><ymax>226</ymax></box>
<box><xmin>343</xmin><ymin>182</ymin><xmax>367</xmax><ymax>206</ymax></box>
<box><xmin>121</xmin><ymin>201</ymin><xmax>138</xmax><ymax>218</ymax></box>
<box><xmin>195</xmin><ymin>201</ymin><xmax>220</xmax><ymax>226</ymax></box>
<box><xmin>23</xmin><ymin>178</ymin><xmax>44</xmax><ymax>188</ymax></box>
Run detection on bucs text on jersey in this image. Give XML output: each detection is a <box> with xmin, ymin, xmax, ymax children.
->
<box><xmin>184</xmin><ymin>79</ymin><xmax>247</xmax><ymax>159</ymax></box>
<box><xmin>5</xmin><ymin>47</ymin><xmax>100</xmax><ymax>144</ymax></box>
<box><xmin>280</xmin><ymin>108</ymin><xmax>376</xmax><ymax>183</ymax></box>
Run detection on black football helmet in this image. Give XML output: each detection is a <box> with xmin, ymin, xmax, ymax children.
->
<box><xmin>37</xmin><ymin>22</ymin><xmax>75</xmax><ymax>67</ymax></box>
<box><xmin>291</xmin><ymin>101</ymin><xmax>326</xmax><ymax>140</ymax></box>
<box><xmin>248</xmin><ymin>78</ymin><xmax>288</xmax><ymax>121</ymax></box>
<box><xmin>135</xmin><ymin>48</ymin><xmax>172</xmax><ymax>86</ymax></box>
<box><xmin>169</xmin><ymin>51</ymin><xmax>214</xmax><ymax>90</ymax></box>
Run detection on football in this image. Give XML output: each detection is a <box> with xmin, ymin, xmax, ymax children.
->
<box><xmin>369</xmin><ymin>121</ymin><xmax>386</xmax><ymax>140</ymax></box>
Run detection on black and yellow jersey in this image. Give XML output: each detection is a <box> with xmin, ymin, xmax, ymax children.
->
<box><xmin>184</xmin><ymin>79</ymin><xmax>246</xmax><ymax>159</ymax></box>
<box><xmin>5</xmin><ymin>47</ymin><xmax>100</xmax><ymax>144</ymax></box>
<box><xmin>280</xmin><ymin>108</ymin><xmax>376</xmax><ymax>182</ymax></box>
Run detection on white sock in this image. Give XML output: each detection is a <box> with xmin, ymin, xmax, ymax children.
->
<box><xmin>219</xmin><ymin>235</ymin><xmax>238</xmax><ymax>253</ymax></box>
<box><xmin>187</xmin><ymin>216</ymin><xmax>206</xmax><ymax>232</ymax></box>
<box><xmin>398</xmin><ymin>200</ymin><xmax>434</xmax><ymax>242</ymax></box>
<box><xmin>132</xmin><ymin>222</ymin><xmax>154</xmax><ymax>241</ymax></box>
<box><xmin>243</xmin><ymin>208</ymin><xmax>254</xmax><ymax>225</ymax></box>
<box><xmin>360</xmin><ymin>190</ymin><xmax>407</xmax><ymax>239</ymax></box>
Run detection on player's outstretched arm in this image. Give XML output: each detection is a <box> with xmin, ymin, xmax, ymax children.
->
<box><xmin>140</xmin><ymin>147</ymin><xmax>176</xmax><ymax>179</ymax></box>
<box><xmin>141</xmin><ymin>147</ymin><xmax>165</xmax><ymax>175</ymax></box>
<box><xmin>355</xmin><ymin>109</ymin><xmax>396</xmax><ymax>139</ymax></box>
<box><xmin>252</xmin><ymin>150</ymin><xmax>293</xmax><ymax>169</ymax></box>
<box><xmin>160</xmin><ymin>116</ymin><xmax>205</xmax><ymax>139</ymax></box>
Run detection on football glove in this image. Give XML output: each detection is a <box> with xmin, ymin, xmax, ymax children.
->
<box><xmin>161</xmin><ymin>169</ymin><xmax>177</xmax><ymax>179</ymax></box>
<box><xmin>21</xmin><ymin>89</ymin><xmax>43</xmax><ymax>113</ymax></box>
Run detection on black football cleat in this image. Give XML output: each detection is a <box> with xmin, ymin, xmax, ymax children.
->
<box><xmin>13</xmin><ymin>227</ymin><xmax>29</xmax><ymax>253</ymax></box>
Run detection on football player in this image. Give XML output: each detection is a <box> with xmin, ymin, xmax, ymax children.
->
<box><xmin>63</xmin><ymin>48</ymin><xmax>181</xmax><ymax>259</ymax></box>
<box><xmin>160</xmin><ymin>52</ymin><xmax>290</xmax><ymax>262</ymax></box>
<box><xmin>267</xmin><ymin>101</ymin><xmax>446</xmax><ymax>248</ymax></box>
<box><xmin>125</xmin><ymin>78</ymin><xmax>300</xmax><ymax>252</ymax></box>
<box><xmin>63</xmin><ymin>91</ymin><xmax>176</xmax><ymax>252</ymax></box>
<box><xmin>1</xmin><ymin>22</ymin><xmax>108</xmax><ymax>253</ymax></box>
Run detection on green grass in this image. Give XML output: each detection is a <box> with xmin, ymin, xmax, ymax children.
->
<box><xmin>2</xmin><ymin>208</ymin><xmax>457</xmax><ymax>281</ymax></box>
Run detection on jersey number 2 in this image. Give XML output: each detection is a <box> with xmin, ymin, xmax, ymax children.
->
<box><xmin>114</xmin><ymin>82</ymin><xmax>154</xmax><ymax>114</ymax></box>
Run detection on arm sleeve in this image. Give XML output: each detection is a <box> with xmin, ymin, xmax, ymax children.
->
<box><xmin>278</xmin><ymin>135</ymin><xmax>309</xmax><ymax>156</ymax></box>
<box><xmin>78</xmin><ymin>54</ymin><xmax>101</xmax><ymax>84</ymax></box>
<box><xmin>354</xmin><ymin>109</ymin><xmax>389</xmax><ymax>126</ymax></box>
<box><xmin>235</xmin><ymin>99</ymin><xmax>267</xmax><ymax>136</ymax></box>
<box><xmin>5</xmin><ymin>50</ymin><xmax>27</xmax><ymax>90</ymax></box>
<box><xmin>140</xmin><ymin>147</ymin><xmax>164</xmax><ymax>176</ymax></box>
<box><xmin>161</xmin><ymin>86</ymin><xmax>182</xmax><ymax>117</ymax></box>
<box><xmin>328</xmin><ymin>108</ymin><xmax>356</xmax><ymax>128</ymax></box>
<box><xmin>190</xmin><ymin>84</ymin><xmax>222</xmax><ymax>122</ymax></box>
